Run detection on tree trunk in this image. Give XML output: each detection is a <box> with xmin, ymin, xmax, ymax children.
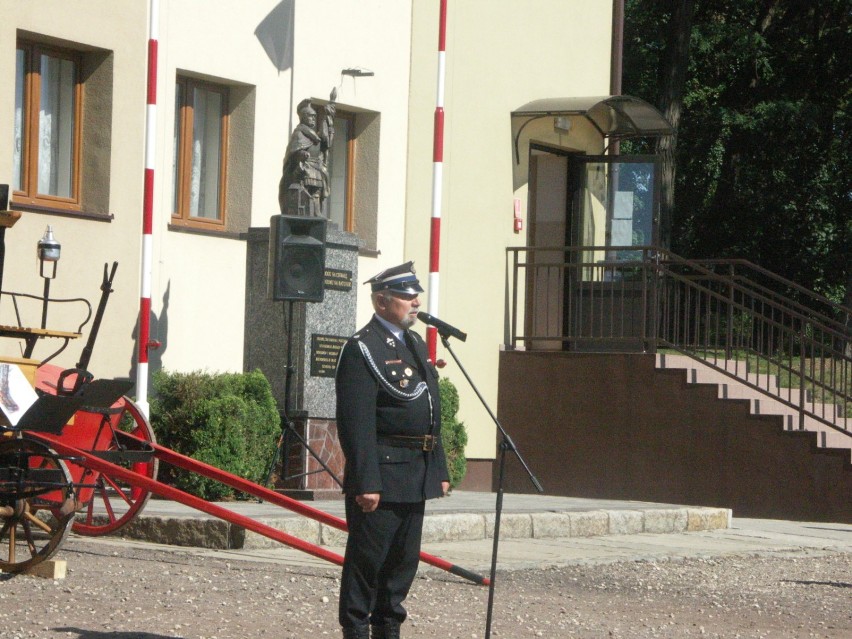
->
<box><xmin>655</xmin><ymin>0</ymin><xmax>696</xmax><ymax>250</ymax></box>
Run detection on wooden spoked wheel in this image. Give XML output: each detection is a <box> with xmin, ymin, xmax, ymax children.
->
<box><xmin>71</xmin><ymin>397</ymin><xmax>159</xmax><ymax>536</ymax></box>
<box><xmin>0</xmin><ymin>437</ymin><xmax>75</xmax><ymax>573</ymax></box>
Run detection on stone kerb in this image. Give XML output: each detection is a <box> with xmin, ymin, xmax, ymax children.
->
<box><xmin>606</xmin><ymin>510</ymin><xmax>645</xmax><ymax>535</ymax></box>
<box><xmin>96</xmin><ymin>506</ymin><xmax>731</xmax><ymax>550</ymax></box>
<box><xmin>422</xmin><ymin>513</ymin><xmax>487</xmax><ymax>542</ymax></box>
<box><xmin>688</xmin><ymin>507</ymin><xmax>732</xmax><ymax>531</ymax></box>
<box><xmin>643</xmin><ymin>508</ymin><xmax>689</xmax><ymax>534</ymax></box>
<box><xmin>242</xmin><ymin>517</ymin><xmax>323</xmax><ymax>550</ymax></box>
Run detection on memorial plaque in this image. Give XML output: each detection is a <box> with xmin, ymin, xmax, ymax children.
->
<box><xmin>324</xmin><ymin>268</ymin><xmax>353</xmax><ymax>292</ymax></box>
<box><xmin>310</xmin><ymin>334</ymin><xmax>347</xmax><ymax>378</ymax></box>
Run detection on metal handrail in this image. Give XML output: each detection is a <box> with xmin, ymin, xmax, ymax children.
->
<box><xmin>505</xmin><ymin>245</ymin><xmax>851</xmax><ymax>440</ymax></box>
<box><xmin>684</xmin><ymin>258</ymin><xmax>850</xmax><ymax>335</ymax></box>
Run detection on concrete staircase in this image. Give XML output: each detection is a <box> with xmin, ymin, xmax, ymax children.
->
<box><xmin>656</xmin><ymin>353</ymin><xmax>852</xmax><ymax>464</ymax></box>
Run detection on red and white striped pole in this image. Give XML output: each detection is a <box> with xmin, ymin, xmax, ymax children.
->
<box><xmin>136</xmin><ymin>0</ymin><xmax>159</xmax><ymax>417</ymax></box>
<box><xmin>426</xmin><ymin>0</ymin><xmax>448</xmax><ymax>362</ymax></box>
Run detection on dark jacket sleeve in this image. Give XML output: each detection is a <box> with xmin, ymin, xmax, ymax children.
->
<box><xmin>335</xmin><ymin>339</ymin><xmax>382</xmax><ymax>495</ymax></box>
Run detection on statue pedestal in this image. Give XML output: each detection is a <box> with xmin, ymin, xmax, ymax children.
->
<box><xmin>245</xmin><ymin>224</ymin><xmax>360</xmax><ymax>497</ymax></box>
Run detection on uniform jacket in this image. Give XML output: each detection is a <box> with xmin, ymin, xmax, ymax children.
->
<box><xmin>335</xmin><ymin>316</ymin><xmax>449</xmax><ymax>502</ymax></box>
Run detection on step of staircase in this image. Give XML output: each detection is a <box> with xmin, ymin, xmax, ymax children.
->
<box><xmin>719</xmin><ymin>383</ymin><xmax>811</xmax><ymax>405</ymax></box>
<box><xmin>672</xmin><ymin>356</ymin><xmax>775</xmax><ymax>388</ymax></box>
<box><xmin>656</xmin><ymin>353</ymin><xmax>852</xmax><ymax>463</ymax></box>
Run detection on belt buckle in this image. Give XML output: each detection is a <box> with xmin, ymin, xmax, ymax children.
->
<box><xmin>422</xmin><ymin>436</ymin><xmax>434</xmax><ymax>452</ymax></box>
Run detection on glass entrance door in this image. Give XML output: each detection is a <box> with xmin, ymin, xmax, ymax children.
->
<box><xmin>571</xmin><ymin>156</ymin><xmax>660</xmax><ymax>280</ymax></box>
<box><xmin>522</xmin><ymin>153</ymin><xmax>661</xmax><ymax>352</ymax></box>
<box><xmin>563</xmin><ymin>155</ymin><xmax>661</xmax><ymax>352</ymax></box>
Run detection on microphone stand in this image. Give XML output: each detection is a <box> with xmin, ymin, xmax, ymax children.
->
<box><xmin>438</xmin><ymin>333</ymin><xmax>543</xmax><ymax>639</ymax></box>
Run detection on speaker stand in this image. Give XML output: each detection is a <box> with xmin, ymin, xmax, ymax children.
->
<box><xmin>263</xmin><ymin>300</ymin><xmax>342</xmax><ymax>491</ymax></box>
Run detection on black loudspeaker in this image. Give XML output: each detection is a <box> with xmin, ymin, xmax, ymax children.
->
<box><xmin>268</xmin><ymin>215</ymin><xmax>327</xmax><ymax>302</ymax></box>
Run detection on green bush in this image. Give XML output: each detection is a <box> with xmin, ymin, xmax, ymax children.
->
<box><xmin>439</xmin><ymin>377</ymin><xmax>468</xmax><ymax>489</ymax></box>
<box><xmin>150</xmin><ymin>369</ymin><xmax>280</xmax><ymax>500</ymax></box>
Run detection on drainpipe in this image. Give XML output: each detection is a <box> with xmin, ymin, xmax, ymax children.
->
<box><xmin>611</xmin><ymin>0</ymin><xmax>624</xmax><ymax>96</ymax></box>
<box><xmin>610</xmin><ymin>0</ymin><xmax>624</xmax><ymax>157</ymax></box>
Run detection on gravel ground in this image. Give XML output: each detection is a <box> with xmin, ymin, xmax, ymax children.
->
<box><xmin>0</xmin><ymin>540</ymin><xmax>849</xmax><ymax>639</ymax></box>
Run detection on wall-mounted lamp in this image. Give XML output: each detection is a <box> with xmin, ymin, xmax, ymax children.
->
<box><xmin>554</xmin><ymin>116</ymin><xmax>572</xmax><ymax>133</ymax></box>
<box><xmin>341</xmin><ymin>67</ymin><xmax>375</xmax><ymax>77</ymax></box>
<box><xmin>37</xmin><ymin>226</ymin><xmax>61</xmax><ymax>277</ymax></box>
<box><xmin>37</xmin><ymin>225</ymin><xmax>61</xmax><ymax>328</ymax></box>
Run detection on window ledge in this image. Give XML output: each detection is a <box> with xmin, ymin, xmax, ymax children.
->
<box><xmin>168</xmin><ymin>223</ymin><xmax>245</xmax><ymax>241</ymax></box>
<box><xmin>10</xmin><ymin>202</ymin><xmax>114</xmax><ymax>222</ymax></box>
<box><xmin>358</xmin><ymin>246</ymin><xmax>380</xmax><ymax>258</ymax></box>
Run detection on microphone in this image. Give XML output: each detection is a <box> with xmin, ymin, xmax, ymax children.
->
<box><xmin>417</xmin><ymin>312</ymin><xmax>467</xmax><ymax>342</ymax></box>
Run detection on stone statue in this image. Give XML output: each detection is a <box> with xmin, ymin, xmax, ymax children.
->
<box><xmin>278</xmin><ymin>88</ymin><xmax>337</xmax><ymax>217</ymax></box>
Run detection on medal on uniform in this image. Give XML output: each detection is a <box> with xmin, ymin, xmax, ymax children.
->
<box><xmin>400</xmin><ymin>379</ymin><xmax>409</xmax><ymax>388</ymax></box>
<box><xmin>404</xmin><ymin>367</ymin><xmax>413</xmax><ymax>377</ymax></box>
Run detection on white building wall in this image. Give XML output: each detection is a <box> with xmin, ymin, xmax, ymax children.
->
<box><xmin>0</xmin><ymin>0</ymin><xmax>148</xmax><ymax>380</ymax></box>
<box><xmin>0</xmin><ymin>0</ymin><xmax>414</xmax><ymax>384</ymax></box>
<box><xmin>0</xmin><ymin>0</ymin><xmax>614</xmax><ymax>466</ymax></box>
<box><xmin>406</xmin><ymin>0</ymin><xmax>614</xmax><ymax>459</ymax></box>
<box><xmin>153</xmin><ymin>0</ymin><xmax>288</xmax><ymax>375</ymax></box>
<box><xmin>154</xmin><ymin>0</ymin><xmax>414</xmax><ymax>374</ymax></box>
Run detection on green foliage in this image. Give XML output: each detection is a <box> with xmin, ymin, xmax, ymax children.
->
<box><xmin>706</xmin><ymin>310</ymin><xmax>755</xmax><ymax>347</ymax></box>
<box><xmin>439</xmin><ymin>377</ymin><xmax>468</xmax><ymax>489</ymax></box>
<box><xmin>150</xmin><ymin>369</ymin><xmax>280</xmax><ymax>500</ymax></box>
<box><xmin>624</xmin><ymin>0</ymin><xmax>850</xmax><ymax>303</ymax></box>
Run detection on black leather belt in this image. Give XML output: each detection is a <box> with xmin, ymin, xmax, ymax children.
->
<box><xmin>378</xmin><ymin>434</ymin><xmax>436</xmax><ymax>452</ymax></box>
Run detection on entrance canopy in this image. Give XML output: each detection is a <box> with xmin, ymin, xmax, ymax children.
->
<box><xmin>511</xmin><ymin>95</ymin><xmax>673</xmax><ymax>189</ymax></box>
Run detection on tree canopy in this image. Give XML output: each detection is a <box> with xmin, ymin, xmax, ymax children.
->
<box><xmin>623</xmin><ymin>0</ymin><xmax>850</xmax><ymax>304</ymax></box>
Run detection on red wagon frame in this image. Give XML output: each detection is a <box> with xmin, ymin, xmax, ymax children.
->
<box><xmin>1</xmin><ymin>366</ymin><xmax>487</xmax><ymax>584</ymax></box>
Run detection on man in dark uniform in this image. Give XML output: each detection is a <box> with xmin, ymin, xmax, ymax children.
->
<box><xmin>335</xmin><ymin>261</ymin><xmax>450</xmax><ymax>639</ymax></box>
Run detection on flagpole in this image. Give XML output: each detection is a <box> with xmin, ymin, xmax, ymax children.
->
<box><xmin>136</xmin><ymin>0</ymin><xmax>160</xmax><ymax>417</ymax></box>
<box><xmin>427</xmin><ymin>0</ymin><xmax>448</xmax><ymax>362</ymax></box>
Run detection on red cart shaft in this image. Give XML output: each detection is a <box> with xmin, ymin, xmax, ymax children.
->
<box><xmin>147</xmin><ymin>437</ymin><xmax>488</xmax><ymax>586</ymax></box>
<box><xmin>30</xmin><ymin>430</ymin><xmax>489</xmax><ymax>586</ymax></box>
<box><xmin>29</xmin><ymin>432</ymin><xmax>344</xmax><ymax>566</ymax></box>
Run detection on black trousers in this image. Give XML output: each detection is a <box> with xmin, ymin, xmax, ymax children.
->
<box><xmin>339</xmin><ymin>497</ymin><xmax>425</xmax><ymax>628</ymax></box>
